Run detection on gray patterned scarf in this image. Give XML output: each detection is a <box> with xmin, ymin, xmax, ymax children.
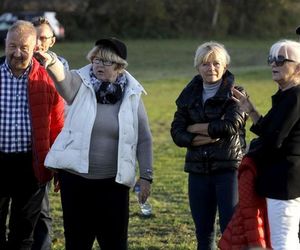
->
<box><xmin>90</xmin><ymin>69</ymin><xmax>127</xmax><ymax>104</ymax></box>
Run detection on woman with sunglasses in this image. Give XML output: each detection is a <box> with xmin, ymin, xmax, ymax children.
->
<box><xmin>232</xmin><ymin>39</ymin><xmax>300</xmax><ymax>249</ymax></box>
<box><xmin>34</xmin><ymin>38</ymin><xmax>153</xmax><ymax>250</ymax></box>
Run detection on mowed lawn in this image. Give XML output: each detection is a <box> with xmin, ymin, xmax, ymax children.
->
<box><xmin>1</xmin><ymin>38</ymin><xmax>278</xmax><ymax>249</ymax></box>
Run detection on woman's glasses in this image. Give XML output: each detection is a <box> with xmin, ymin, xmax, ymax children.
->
<box><xmin>92</xmin><ymin>58</ymin><xmax>115</xmax><ymax>66</ymax></box>
<box><xmin>267</xmin><ymin>55</ymin><xmax>295</xmax><ymax>67</ymax></box>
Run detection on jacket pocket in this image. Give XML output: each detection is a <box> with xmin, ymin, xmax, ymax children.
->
<box><xmin>52</xmin><ymin>129</ymin><xmax>83</xmax><ymax>150</ymax></box>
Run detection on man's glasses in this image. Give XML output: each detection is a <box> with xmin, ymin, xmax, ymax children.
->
<box><xmin>267</xmin><ymin>55</ymin><xmax>295</xmax><ymax>67</ymax></box>
<box><xmin>38</xmin><ymin>36</ymin><xmax>54</xmax><ymax>42</ymax></box>
<box><xmin>92</xmin><ymin>58</ymin><xmax>115</xmax><ymax>66</ymax></box>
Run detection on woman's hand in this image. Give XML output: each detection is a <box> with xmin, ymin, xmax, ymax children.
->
<box><xmin>231</xmin><ymin>88</ymin><xmax>261</xmax><ymax>124</ymax></box>
<box><xmin>34</xmin><ymin>51</ymin><xmax>56</xmax><ymax>68</ymax></box>
<box><xmin>187</xmin><ymin>123</ymin><xmax>209</xmax><ymax>135</ymax></box>
<box><xmin>231</xmin><ymin>88</ymin><xmax>253</xmax><ymax>113</ymax></box>
<box><xmin>53</xmin><ymin>173</ymin><xmax>60</xmax><ymax>192</ymax></box>
<box><xmin>187</xmin><ymin>123</ymin><xmax>219</xmax><ymax>145</ymax></box>
<box><xmin>135</xmin><ymin>178</ymin><xmax>151</xmax><ymax>204</ymax></box>
<box><xmin>191</xmin><ymin>135</ymin><xmax>219</xmax><ymax>146</ymax></box>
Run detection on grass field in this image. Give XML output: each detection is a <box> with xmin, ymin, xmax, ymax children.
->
<box><xmin>1</xmin><ymin>39</ymin><xmax>278</xmax><ymax>249</ymax></box>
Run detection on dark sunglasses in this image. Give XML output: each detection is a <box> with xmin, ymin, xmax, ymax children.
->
<box><xmin>267</xmin><ymin>55</ymin><xmax>295</xmax><ymax>66</ymax></box>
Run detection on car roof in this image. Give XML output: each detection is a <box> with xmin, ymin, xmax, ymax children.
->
<box><xmin>0</xmin><ymin>11</ymin><xmax>65</xmax><ymax>40</ymax></box>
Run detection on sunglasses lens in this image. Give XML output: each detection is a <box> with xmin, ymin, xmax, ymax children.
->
<box><xmin>275</xmin><ymin>55</ymin><xmax>285</xmax><ymax>66</ymax></box>
<box><xmin>268</xmin><ymin>56</ymin><xmax>274</xmax><ymax>65</ymax></box>
<box><xmin>275</xmin><ymin>61</ymin><xmax>284</xmax><ymax>66</ymax></box>
<box><xmin>268</xmin><ymin>55</ymin><xmax>286</xmax><ymax>66</ymax></box>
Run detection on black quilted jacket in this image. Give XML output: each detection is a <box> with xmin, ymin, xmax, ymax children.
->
<box><xmin>170</xmin><ymin>70</ymin><xmax>247</xmax><ymax>174</ymax></box>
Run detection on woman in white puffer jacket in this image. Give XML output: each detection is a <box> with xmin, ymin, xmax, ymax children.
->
<box><xmin>36</xmin><ymin>38</ymin><xmax>153</xmax><ymax>250</ymax></box>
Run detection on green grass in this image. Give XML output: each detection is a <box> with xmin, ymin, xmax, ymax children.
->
<box><xmin>0</xmin><ymin>39</ymin><xmax>278</xmax><ymax>249</ymax></box>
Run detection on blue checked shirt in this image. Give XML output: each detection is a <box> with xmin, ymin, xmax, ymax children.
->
<box><xmin>0</xmin><ymin>60</ymin><xmax>32</xmax><ymax>153</ymax></box>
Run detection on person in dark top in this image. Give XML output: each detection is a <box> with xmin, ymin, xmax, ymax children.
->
<box><xmin>170</xmin><ymin>41</ymin><xmax>247</xmax><ymax>250</ymax></box>
<box><xmin>233</xmin><ymin>39</ymin><xmax>300</xmax><ymax>250</ymax></box>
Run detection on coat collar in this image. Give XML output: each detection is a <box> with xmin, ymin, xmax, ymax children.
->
<box><xmin>76</xmin><ymin>64</ymin><xmax>146</xmax><ymax>95</ymax></box>
<box><xmin>176</xmin><ymin>70</ymin><xmax>235</xmax><ymax>107</ymax></box>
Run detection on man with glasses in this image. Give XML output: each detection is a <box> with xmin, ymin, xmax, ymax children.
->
<box><xmin>31</xmin><ymin>16</ymin><xmax>69</xmax><ymax>250</ymax></box>
<box><xmin>32</xmin><ymin>16</ymin><xmax>69</xmax><ymax>69</ymax></box>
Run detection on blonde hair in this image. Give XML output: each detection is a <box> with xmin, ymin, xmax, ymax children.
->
<box><xmin>7</xmin><ymin>20</ymin><xmax>37</xmax><ymax>39</ymax></box>
<box><xmin>194</xmin><ymin>41</ymin><xmax>230</xmax><ymax>68</ymax></box>
<box><xmin>86</xmin><ymin>45</ymin><xmax>128</xmax><ymax>69</ymax></box>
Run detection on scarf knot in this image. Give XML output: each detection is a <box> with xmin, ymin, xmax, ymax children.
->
<box><xmin>90</xmin><ymin>69</ymin><xmax>127</xmax><ymax>104</ymax></box>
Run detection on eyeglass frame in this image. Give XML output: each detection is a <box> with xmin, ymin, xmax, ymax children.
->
<box><xmin>267</xmin><ymin>55</ymin><xmax>295</xmax><ymax>67</ymax></box>
<box><xmin>38</xmin><ymin>36</ymin><xmax>54</xmax><ymax>42</ymax></box>
<box><xmin>92</xmin><ymin>58</ymin><xmax>116</xmax><ymax>66</ymax></box>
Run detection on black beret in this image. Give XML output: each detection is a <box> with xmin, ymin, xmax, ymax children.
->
<box><xmin>95</xmin><ymin>37</ymin><xmax>127</xmax><ymax>60</ymax></box>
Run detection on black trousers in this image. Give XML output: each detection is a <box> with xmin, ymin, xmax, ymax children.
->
<box><xmin>32</xmin><ymin>182</ymin><xmax>52</xmax><ymax>250</ymax></box>
<box><xmin>59</xmin><ymin>171</ymin><xmax>129</xmax><ymax>250</ymax></box>
<box><xmin>0</xmin><ymin>152</ymin><xmax>46</xmax><ymax>250</ymax></box>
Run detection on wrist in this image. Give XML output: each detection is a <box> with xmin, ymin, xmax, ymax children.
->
<box><xmin>140</xmin><ymin>177</ymin><xmax>153</xmax><ymax>184</ymax></box>
<box><xmin>46</xmin><ymin>51</ymin><xmax>57</xmax><ymax>68</ymax></box>
<box><xmin>248</xmin><ymin>108</ymin><xmax>256</xmax><ymax>115</ymax></box>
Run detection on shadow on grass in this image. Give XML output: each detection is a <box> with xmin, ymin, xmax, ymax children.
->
<box><xmin>130</xmin><ymin>248</ymin><xmax>161</xmax><ymax>250</ymax></box>
<box><xmin>131</xmin><ymin>211</ymin><xmax>156</xmax><ymax>219</ymax></box>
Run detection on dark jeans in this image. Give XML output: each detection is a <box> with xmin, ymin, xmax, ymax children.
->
<box><xmin>188</xmin><ymin>170</ymin><xmax>238</xmax><ymax>250</ymax></box>
<box><xmin>0</xmin><ymin>152</ymin><xmax>46</xmax><ymax>250</ymax></box>
<box><xmin>59</xmin><ymin>171</ymin><xmax>129</xmax><ymax>250</ymax></box>
<box><xmin>32</xmin><ymin>182</ymin><xmax>52</xmax><ymax>250</ymax></box>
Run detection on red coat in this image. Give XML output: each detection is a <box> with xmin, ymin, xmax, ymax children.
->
<box><xmin>218</xmin><ymin>156</ymin><xmax>271</xmax><ymax>250</ymax></box>
<box><xmin>27</xmin><ymin>58</ymin><xmax>64</xmax><ymax>184</ymax></box>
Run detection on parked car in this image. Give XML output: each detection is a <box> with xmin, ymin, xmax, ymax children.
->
<box><xmin>0</xmin><ymin>11</ymin><xmax>65</xmax><ymax>45</ymax></box>
<box><xmin>0</xmin><ymin>13</ymin><xmax>16</xmax><ymax>45</ymax></box>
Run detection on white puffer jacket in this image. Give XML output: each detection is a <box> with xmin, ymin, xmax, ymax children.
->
<box><xmin>45</xmin><ymin>64</ymin><xmax>146</xmax><ymax>187</ymax></box>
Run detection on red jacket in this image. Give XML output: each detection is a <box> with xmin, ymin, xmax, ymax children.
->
<box><xmin>218</xmin><ymin>156</ymin><xmax>271</xmax><ymax>250</ymax></box>
<box><xmin>27</xmin><ymin>58</ymin><xmax>64</xmax><ymax>184</ymax></box>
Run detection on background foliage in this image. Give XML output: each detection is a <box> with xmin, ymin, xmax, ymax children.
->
<box><xmin>1</xmin><ymin>0</ymin><xmax>300</xmax><ymax>40</ymax></box>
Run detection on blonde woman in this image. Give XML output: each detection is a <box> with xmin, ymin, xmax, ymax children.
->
<box><xmin>35</xmin><ymin>38</ymin><xmax>153</xmax><ymax>250</ymax></box>
<box><xmin>171</xmin><ymin>42</ymin><xmax>247</xmax><ymax>249</ymax></box>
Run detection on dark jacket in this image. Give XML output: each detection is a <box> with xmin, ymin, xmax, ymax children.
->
<box><xmin>0</xmin><ymin>57</ymin><xmax>64</xmax><ymax>184</ymax></box>
<box><xmin>248</xmin><ymin>85</ymin><xmax>300</xmax><ymax>200</ymax></box>
<box><xmin>170</xmin><ymin>70</ymin><xmax>247</xmax><ymax>174</ymax></box>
